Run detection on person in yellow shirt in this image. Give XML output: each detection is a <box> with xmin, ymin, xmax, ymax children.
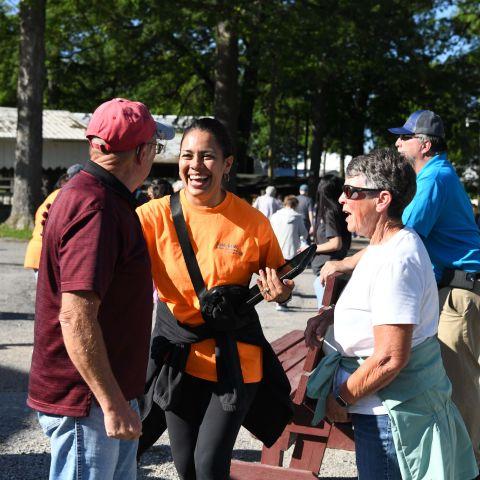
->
<box><xmin>137</xmin><ymin>118</ymin><xmax>294</xmax><ymax>480</ymax></box>
<box><xmin>24</xmin><ymin>165</ymin><xmax>83</xmax><ymax>277</ymax></box>
<box><xmin>24</xmin><ymin>189</ymin><xmax>61</xmax><ymax>274</ymax></box>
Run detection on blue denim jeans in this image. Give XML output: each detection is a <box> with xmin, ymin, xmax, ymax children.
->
<box><xmin>38</xmin><ymin>399</ymin><xmax>139</xmax><ymax>480</ymax></box>
<box><xmin>351</xmin><ymin>413</ymin><xmax>402</xmax><ymax>480</ymax></box>
<box><xmin>313</xmin><ymin>276</ymin><xmax>325</xmax><ymax>309</ymax></box>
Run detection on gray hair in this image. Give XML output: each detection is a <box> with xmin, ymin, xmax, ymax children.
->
<box><xmin>346</xmin><ymin>148</ymin><xmax>417</xmax><ymax>220</ymax></box>
<box><xmin>266</xmin><ymin>186</ymin><xmax>276</xmax><ymax>196</ymax></box>
<box><xmin>415</xmin><ymin>134</ymin><xmax>447</xmax><ymax>155</ymax></box>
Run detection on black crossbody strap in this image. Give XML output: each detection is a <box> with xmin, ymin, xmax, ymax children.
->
<box><xmin>170</xmin><ymin>192</ymin><xmax>206</xmax><ymax>299</ymax></box>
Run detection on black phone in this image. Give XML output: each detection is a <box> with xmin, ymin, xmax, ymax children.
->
<box><xmin>245</xmin><ymin>244</ymin><xmax>317</xmax><ymax>307</ymax></box>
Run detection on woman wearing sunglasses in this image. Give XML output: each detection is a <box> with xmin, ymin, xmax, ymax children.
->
<box><xmin>305</xmin><ymin>148</ymin><xmax>477</xmax><ymax>479</ymax></box>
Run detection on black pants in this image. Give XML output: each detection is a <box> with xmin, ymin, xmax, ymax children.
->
<box><xmin>165</xmin><ymin>373</ymin><xmax>258</xmax><ymax>480</ymax></box>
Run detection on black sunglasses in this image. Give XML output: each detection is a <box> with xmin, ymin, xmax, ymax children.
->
<box><xmin>342</xmin><ymin>184</ymin><xmax>381</xmax><ymax>200</ymax></box>
<box><xmin>398</xmin><ymin>134</ymin><xmax>422</xmax><ymax>141</ymax></box>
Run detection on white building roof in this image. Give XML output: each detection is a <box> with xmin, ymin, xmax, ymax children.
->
<box><xmin>0</xmin><ymin>107</ymin><xmax>87</xmax><ymax>140</ymax></box>
<box><xmin>0</xmin><ymin>107</ymin><xmax>194</xmax><ymax>140</ymax></box>
<box><xmin>0</xmin><ymin>107</ymin><xmax>197</xmax><ymax>165</ymax></box>
<box><xmin>71</xmin><ymin>113</ymin><xmax>192</xmax><ymax>164</ymax></box>
<box><xmin>71</xmin><ymin>112</ymin><xmax>195</xmax><ymax>131</ymax></box>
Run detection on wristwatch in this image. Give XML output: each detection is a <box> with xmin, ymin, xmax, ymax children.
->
<box><xmin>335</xmin><ymin>393</ymin><xmax>350</xmax><ymax>408</ymax></box>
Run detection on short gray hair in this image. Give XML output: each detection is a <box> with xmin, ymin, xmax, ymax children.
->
<box><xmin>266</xmin><ymin>186</ymin><xmax>276</xmax><ymax>196</ymax></box>
<box><xmin>346</xmin><ymin>148</ymin><xmax>417</xmax><ymax>220</ymax></box>
<box><xmin>415</xmin><ymin>134</ymin><xmax>447</xmax><ymax>155</ymax></box>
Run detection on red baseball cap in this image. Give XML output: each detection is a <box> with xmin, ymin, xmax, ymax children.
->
<box><xmin>86</xmin><ymin>98</ymin><xmax>175</xmax><ymax>152</ymax></box>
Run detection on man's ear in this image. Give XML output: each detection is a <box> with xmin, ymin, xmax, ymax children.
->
<box><xmin>135</xmin><ymin>145</ymin><xmax>144</xmax><ymax>164</ymax></box>
<box><xmin>420</xmin><ymin>139</ymin><xmax>432</xmax><ymax>156</ymax></box>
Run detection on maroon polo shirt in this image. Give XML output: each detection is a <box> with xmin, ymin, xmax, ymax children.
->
<box><xmin>28</xmin><ymin>161</ymin><xmax>153</xmax><ymax>416</ymax></box>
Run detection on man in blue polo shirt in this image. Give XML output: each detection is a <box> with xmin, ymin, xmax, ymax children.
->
<box><xmin>390</xmin><ymin>110</ymin><xmax>480</xmax><ymax>465</ymax></box>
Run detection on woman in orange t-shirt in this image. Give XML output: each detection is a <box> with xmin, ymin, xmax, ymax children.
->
<box><xmin>137</xmin><ymin>118</ymin><xmax>294</xmax><ymax>479</ymax></box>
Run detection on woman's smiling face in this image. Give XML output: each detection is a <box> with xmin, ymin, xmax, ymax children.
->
<box><xmin>179</xmin><ymin>129</ymin><xmax>233</xmax><ymax>207</ymax></box>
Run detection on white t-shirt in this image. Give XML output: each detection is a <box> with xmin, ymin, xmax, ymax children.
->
<box><xmin>270</xmin><ymin>208</ymin><xmax>308</xmax><ymax>260</ymax></box>
<box><xmin>253</xmin><ymin>194</ymin><xmax>280</xmax><ymax>219</ymax></box>
<box><xmin>332</xmin><ymin>227</ymin><xmax>439</xmax><ymax>414</ymax></box>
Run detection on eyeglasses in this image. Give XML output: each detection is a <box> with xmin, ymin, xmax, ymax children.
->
<box><xmin>342</xmin><ymin>184</ymin><xmax>381</xmax><ymax>200</ymax></box>
<box><xmin>398</xmin><ymin>134</ymin><xmax>423</xmax><ymax>141</ymax></box>
<box><xmin>146</xmin><ymin>139</ymin><xmax>166</xmax><ymax>155</ymax></box>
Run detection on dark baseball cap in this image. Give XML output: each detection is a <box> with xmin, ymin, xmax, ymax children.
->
<box><xmin>388</xmin><ymin>110</ymin><xmax>445</xmax><ymax>138</ymax></box>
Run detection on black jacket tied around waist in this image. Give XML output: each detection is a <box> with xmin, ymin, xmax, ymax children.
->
<box><xmin>138</xmin><ymin>301</ymin><xmax>294</xmax><ymax>457</ymax></box>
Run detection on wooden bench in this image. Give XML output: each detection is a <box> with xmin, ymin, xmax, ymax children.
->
<box><xmin>230</xmin><ymin>273</ymin><xmax>354</xmax><ymax>479</ymax></box>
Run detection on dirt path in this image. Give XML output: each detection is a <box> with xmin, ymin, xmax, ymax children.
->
<box><xmin>0</xmin><ymin>238</ymin><xmax>359</xmax><ymax>479</ymax></box>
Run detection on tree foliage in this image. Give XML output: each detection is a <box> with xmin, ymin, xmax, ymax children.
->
<box><xmin>1</xmin><ymin>0</ymin><xmax>479</xmax><ymax>180</ymax></box>
<box><xmin>0</xmin><ymin>3</ymin><xmax>19</xmax><ymax>106</ymax></box>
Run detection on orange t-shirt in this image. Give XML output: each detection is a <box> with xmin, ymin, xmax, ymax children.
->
<box><xmin>137</xmin><ymin>190</ymin><xmax>285</xmax><ymax>383</ymax></box>
<box><xmin>24</xmin><ymin>189</ymin><xmax>60</xmax><ymax>269</ymax></box>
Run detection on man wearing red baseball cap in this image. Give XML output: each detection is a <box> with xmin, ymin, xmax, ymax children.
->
<box><xmin>28</xmin><ymin>98</ymin><xmax>174</xmax><ymax>479</ymax></box>
<box><xmin>86</xmin><ymin>97</ymin><xmax>175</xmax><ymax>152</ymax></box>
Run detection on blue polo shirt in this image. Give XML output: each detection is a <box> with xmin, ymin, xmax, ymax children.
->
<box><xmin>402</xmin><ymin>152</ymin><xmax>480</xmax><ymax>282</ymax></box>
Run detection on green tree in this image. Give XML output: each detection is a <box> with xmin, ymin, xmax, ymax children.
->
<box><xmin>2</xmin><ymin>0</ymin><xmax>478</xmax><ymax>188</ymax></box>
<box><xmin>6</xmin><ymin>0</ymin><xmax>46</xmax><ymax>230</ymax></box>
<box><xmin>0</xmin><ymin>3</ymin><xmax>18</xmax><ymax>106</ymax></box>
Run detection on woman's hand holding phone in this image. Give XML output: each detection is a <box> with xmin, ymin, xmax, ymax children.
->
<box><xmin>256</xmin><ymin>267</ymin><xmax>294</xmax><ymax>303</ymax></box>
<box><xmin>246</xmin><ymin>246</ymin><xmax>315</xmax><ymax>307</ymax></box>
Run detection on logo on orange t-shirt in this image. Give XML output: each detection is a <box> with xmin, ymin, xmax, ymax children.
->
<box><xmin>215</xmin><ymin>242</ymin><xmax>243</xmax><ymax>256</ymax></box>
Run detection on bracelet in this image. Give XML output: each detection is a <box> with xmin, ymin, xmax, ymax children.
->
<box><xmin>320</xmin><ymin>303</ymin><xmax>335</xmax><ymax>311</ymax></box>
<box><xmin>335</xmin><ymin>393</ymin><xmax>350</xmax><ymax>408</ymax></box>
<box><xmin>334</xmin><ymin>382</ymin><xmax>352</xmax><ymax>407</ymax></box>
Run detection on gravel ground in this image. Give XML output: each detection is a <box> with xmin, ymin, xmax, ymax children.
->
<box><xmin>0</xmin><ymin>238</ymin><xmax>361</xmax><ymax>479</ymax></box>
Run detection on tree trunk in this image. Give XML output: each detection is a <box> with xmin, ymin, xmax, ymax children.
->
<box><xmin>267</xmin><ymin>79</ymin><xmax>277</xmax><ymax>181</ymax></box>
<box><xmin>350</xmin><ymin>122</ymin><xmax>365</xmax><ymax>158</ymax></box>
<box><xmin>236</xmin><ymin>1</ymin><xmax>265</xmax><ymax>174</ymax></box>
<box><xmin>294</xmin><ymin>112</ymin><xmax>300</xmax><ymax>177</ymax></box>
<box><xmin>6</xmin><ymin>0</ymin><xmax>46</xmax><ymax>230</ymax></box>
<box><xmin>309</xmin><ymin>88</ymin><xmax>326</xmax><ymax>183</ymax></box>
<box><xmin>350</xmin><ymin>90</ymin><xmax>368</xmax><ymax>157</ymax></box>
<box><xmin>236</xmin><ymin>36</ymin><xmax>260</xmax><ymax>173</ymax></box>
<box><xmin>339</xmin><ymin>151</ymin><xmax>345</xmax><ymax>178</ymax></box>
<box><xmin>214</xmin><ymin>13</ymin><xmax>238</xmax><ymax>191</ymax></box>
<box><xmin>304</xmin><ymin>115</ymin><xmax>310</xmax><ymax>177</ymax></box>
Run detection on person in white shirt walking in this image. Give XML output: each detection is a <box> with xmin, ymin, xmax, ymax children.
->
<box><xmin>270</xmin><ymin>195</ymin><xmax>308</xmax><ymax>311</ymax></box>
<box><xmin>253</xmin><ymin>185</ymin><xmax>281</xmax><ymax>218</ymax></box>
